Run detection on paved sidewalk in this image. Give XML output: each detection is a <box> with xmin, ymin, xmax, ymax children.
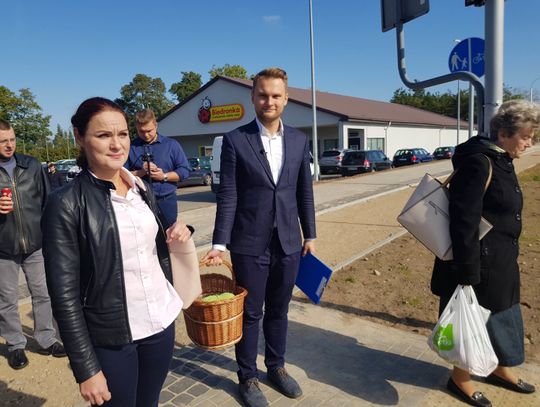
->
<box><xmin>150</xmin><ymin>147</ymin><xmax>540</xmax><ymax>407</ymax></box>
<box><xmin>156</xmin><ymin>303</ymin><xmax>540</xmax><ymax>407</ymax></box>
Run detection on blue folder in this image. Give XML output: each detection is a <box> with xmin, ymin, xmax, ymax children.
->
<box><xmin>295</xmin><ymin>252</ymin><xmax>333</xmax><ymax>304</ymax></box>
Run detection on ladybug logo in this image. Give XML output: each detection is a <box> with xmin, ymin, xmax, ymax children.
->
<box><xmin>198</xmin><ymin>97</ymin><xmax>212</xmax><ymax>123</ymax></box>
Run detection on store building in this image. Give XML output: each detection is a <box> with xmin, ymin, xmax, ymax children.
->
<box><xmin>158</xmin><ymin>76</ymin><xmax>467</xmax><ymax>158</ymax></box>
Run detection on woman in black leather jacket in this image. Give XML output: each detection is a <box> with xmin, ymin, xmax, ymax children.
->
<box><xmin>42</xmin><ymin>98</ymin><xmax>192</xmax><ymax>406</ymax></box>
<box><xmin>431</xmin><ymin>100</ymin><xmax>539</xmax><ymax>407</ymax></box>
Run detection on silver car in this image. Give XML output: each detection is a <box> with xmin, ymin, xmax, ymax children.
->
<box><xmin>319</xmin><ymin>149</ymin><xmax>350</xmax><ymax>175</ymax></box>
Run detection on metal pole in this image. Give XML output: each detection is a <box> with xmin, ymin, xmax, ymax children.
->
<box><xmin>469</xmin><ymin>84</ymin><xmax>475</xmax><ymax>138</ymax></box>
<box><xmin>467</xmin><ymin>37</ymin><xmax>474</xmax><ymax>139</ymax></box>
<box><xmin>530</xmin><ymin>77</ymin><xmax>540</xmax><ymax>102</ymax></box>
<box><xmin>309</xmin><ymin>0</ymin><xmax>319</xmax><ymax>181</ymax></box>
<box><xmin>457</xmin><ymin>80</ymin><xmax>460</xmax><ymax>145</ymax></box>
<box><xmin>484</xmin><ymin>0</ymin><xmax>505</xmax><ymax>136</ymax></box>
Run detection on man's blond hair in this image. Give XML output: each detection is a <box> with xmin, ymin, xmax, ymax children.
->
<box><xmin>252</xmin><ymin>67</ymin><xmax>288</xmax><ymax>90</ymax></box>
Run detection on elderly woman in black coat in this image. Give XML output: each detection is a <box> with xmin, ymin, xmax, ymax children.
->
<box><xmin>431</xmin><ymin>99</ymin><xmax>540</xmax><ymax>407</ymax></box>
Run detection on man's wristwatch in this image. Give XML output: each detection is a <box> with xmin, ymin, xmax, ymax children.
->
<box><xmin>163</xmin><ymin>173</ymin><xmax>169</xmax><ymax>182</ymax></box>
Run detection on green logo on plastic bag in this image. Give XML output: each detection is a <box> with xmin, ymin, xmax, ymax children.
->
<box><xmin>433</xmin><ymin>324</ymin><xmax>454</xmax><ymax>351</ymax></box>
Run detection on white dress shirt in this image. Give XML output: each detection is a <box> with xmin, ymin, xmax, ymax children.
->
<box><xmin>108</xmin><ymin>168</ymin><xmax>182</xmax><ymax>340</ymax></box>
<box><xmin>256</xmin><ymin>117</ymin><xmax>284</xmax><ymax>184</ymax></box>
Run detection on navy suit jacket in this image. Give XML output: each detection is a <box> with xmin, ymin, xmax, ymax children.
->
<box><xmin>212</xmin><ymin>119</ymin><xmax>316</xmax><ymax>256</ymax></box>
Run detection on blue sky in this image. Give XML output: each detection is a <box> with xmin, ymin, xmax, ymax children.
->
<box><xmin>1</xmin><ymin>1</ymin><xmax>539</xmax><ymax>132</ymax></box>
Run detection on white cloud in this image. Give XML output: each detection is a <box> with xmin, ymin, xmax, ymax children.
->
<box><xmin>263</xmin><ymin>15</ymin><xmax>281</xmax><ymax>24</ymax></box>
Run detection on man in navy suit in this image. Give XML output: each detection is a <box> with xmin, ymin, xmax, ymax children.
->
<box><xmin>203</xmin><ymin>68</ymin><xmax>316</xmax><ymax>407</ymax></box>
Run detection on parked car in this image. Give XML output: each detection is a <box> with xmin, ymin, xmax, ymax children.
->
<box><xmin>54</xmin><ymin>159</ymin><xmax>80</xmax><ymax>183</ymax></box>
<box><xmin>433</xmin><ymin>146</ymin><xmax>455</xmax><ymax>160</ymax></box>
<box><xmin>392</xmin><ymin>148</ymin><xmax>434</xmax><ymax>167</ymax></box>
<box><xmin>189</xmin><ymin>156</ymin><xmax>211</xmax><ymax>170</ymax></box>
<box><xmin>319</xmin><ymin>149</ymin><xmax>350</xmax><ymax>174</ymax></box>
<box><xmin>177</xmin><ymin>157</ymin><xmax>212</xmax><ymax>187</ymax></box>
<box><xmin>340</xmin><ymin>150</ymin><xmax>392</xmax><ymax>176</ymax></box>
<box><xmin>210</xmin><ymin>136</ymin><xmax>223</xmax><ymax>193</ymax></box>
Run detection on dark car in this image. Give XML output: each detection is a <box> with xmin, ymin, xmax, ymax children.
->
<box><xmin>340</xmin><ymin>150</ymin><xmax>392</xmax><ymax>176</ymax></box>
<box><xmin>433</xmin><ymin>146</ymin><xmax>455</xmax><ymax>160</ymax></box>
<box><xmin>319</xmin><ymin>149</ymin><xmax>350</xmax><ymax>174</ymax></box>
<box><xmin>177</xmin><ymin>157</ymin><xmax>212</xmax><ymax>187</ymax></box>
<box><xmin>392</xmin><ymin>148</ymin><xmax>434</xmax><ymax>167</ymax></box>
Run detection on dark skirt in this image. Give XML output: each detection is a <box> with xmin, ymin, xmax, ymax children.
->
<box><xmin>439</xmin><ymin>297</ymin><xmax>524</xmax><ymax>367</ymax></box>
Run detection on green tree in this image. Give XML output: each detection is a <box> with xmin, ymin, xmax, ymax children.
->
<box><xmin>208</xmin><ymin>64</ymin><xmax>248</xmax><ymax>79</ymax></box>
<box><xmin>49</xmin><ymin>124</ymin><xmax>77</xmax><ymax>160</ymax></box>
<box><xmin>169</xmin><ymin>71</ymin><xmax>202</xmax><ymax>103</ymax></box>
<box><xmin>390</xmin><ymin>84</ymin><xmax>527</xmax><ymax>123</ymax></box>
<box><xmin>115</xmin><ymin>74</ymin><xmax>174</xmax><ymax>134</ymax></box>
<box><xmin>0</xmin><ymin>86</ymin><xmax>52</xmax><ymax>155</ymax></box>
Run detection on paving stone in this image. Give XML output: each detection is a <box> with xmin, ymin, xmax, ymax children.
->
<box><xmin>201</xmin><ymin>374</ymin><xmax>223</xmax><ymax>387</ymax></box>
<box><xmin>198</xmin><ymin>352</ymin><xmax>216</xmax><ymax>362</ymax></box>
<box><xmin>171</xmin><ymin>393</ymin><xmax>195</xmax><ymax>406</ymax></box>
<box><xmin>187</xmin><ymin>383</ymin><xmax>210</xmax><ymax>397</ymax></box>
<box><xmin>188</xmin><ymin>368</ymin><xmax>209</xmax><ymax>380</ymax></box>
<box><xmin>163</xmin><ymin>374</ymin><xmax>177</xmax><ymax>388</ymax></box>
<box><xmin>169</xmin><ymin>377</ymin><xmax>197</xmax><ymax>393</ymax></box>
<box><xmin>159</xmin><ymin>390</ymin><xmax>175</xmax><ymax>404</ymax></box>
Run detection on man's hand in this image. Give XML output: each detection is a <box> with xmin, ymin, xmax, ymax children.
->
<box><xmin>0</xmin><ymin>195</ymin><xmax>14</xmax><ymax>214</ymax></box>
<box><xmin>302</xmin><ymin>240</ymin><xmax>315</xmax><ymax>257</ymax></box>
<box><xmin>166</xmin><ymin>222</ymin><xmax>192</xmax><ymax>243</ymax></box>
<box><xmin>79</xmin><ymin>371</ymin><xmax>111</xmax><ymax>406</ymax></box>
<box><xmin>201</xmin><ymin>249</ymin><xmax>224</xmax><ymax>266</ymax></box>
<box><xmin>143</xmin><ymin>162</ymin><xmax>158</xmax><ymax>173</ymax></box>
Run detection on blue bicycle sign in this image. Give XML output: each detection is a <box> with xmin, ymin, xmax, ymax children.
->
<box><xmin>448</xmin><ymin>37</ymin><xmax>485</xmax><ymax>78</ymax></box>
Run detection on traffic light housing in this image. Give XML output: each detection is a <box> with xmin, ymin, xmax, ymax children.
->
<box><xmin>465</xmin><ymin>0</ymin><xmax>486</xmax><ymax>6</ymax></box>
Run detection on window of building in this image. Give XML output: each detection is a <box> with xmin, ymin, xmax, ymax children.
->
<box><xmin>366</xmin><ymin>138</ymin><xmax>385</xmax><ymax>151</ymax></box>
<box><xmin>348</xmin><ymin>129</ymin><xmax>364</xmax><ymax>150</ymax></box>
<box><xmin>323</xmin><ymin>139</ymin><xmax>338</xmax><ymax>151</ymax></box>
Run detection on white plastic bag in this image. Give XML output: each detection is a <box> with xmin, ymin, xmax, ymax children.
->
<box><xmin>428</xmin><ymin>285</ymin><xmax>498</xmax><ymax>376</ymax></box>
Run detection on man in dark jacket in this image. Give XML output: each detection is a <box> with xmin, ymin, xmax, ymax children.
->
<box><xmin>0</xmin><ymin>120</ymin><xmax>65</xmax><ymax>370</ymax></box>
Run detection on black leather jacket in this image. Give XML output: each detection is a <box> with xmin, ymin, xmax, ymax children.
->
<box><xmin>0</xmin><ymin>153</ymin><xmax>49</xmax><ymax>257</ymax></box>
<box><xmin>41</xmin><ymin>170</ymin><xmax>173</xmax><ymax>383</ymax></box>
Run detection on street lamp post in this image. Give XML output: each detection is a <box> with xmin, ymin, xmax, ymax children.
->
<box><xmin>454</xmin><ymin>39</ymin><xmax>461</xmax><ymax>145</ymax></box>
<box><xmin>309</xmin><ymin>0</ymin><xmax>319</xmax><ymax>181</ymax></box>
<box><xmin>530</xmin><ymin>76</ymin><xmax>540</xmax><ymax>102</ymax></box>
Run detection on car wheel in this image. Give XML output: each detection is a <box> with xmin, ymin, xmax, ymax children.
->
<box><xmin>203</xmin><ymin>174</ymin><xmax>211</xmax><ymax>186</ymax></box>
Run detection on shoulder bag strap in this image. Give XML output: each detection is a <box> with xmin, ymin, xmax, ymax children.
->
<box><xmin>482</xmin><ymin>154</ymin><xmax>493</xmax><ymax>192</ymax></box>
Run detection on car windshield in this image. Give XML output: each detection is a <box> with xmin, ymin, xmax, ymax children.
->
<box><xmin>55</xmin><ymin>160</ymin><xmax>76</xmax><ymax>171</ymax></box>
<box><xmin>322</xmin><ymin>150</ymin><xmax>341</xmax><ymax>157</ymax></box>
<box><xmin>199</xmin><ymin>156</ymin><xmax>211</xmax><ymax>169</ymax></box>
<box><xmin>188</xmin><ymin>158</ymin><xmax>199</xmax><ymax>168</ymax></box>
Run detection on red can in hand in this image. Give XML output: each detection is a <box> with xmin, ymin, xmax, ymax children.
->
<box><xmin>1</xmin><ymin>187</ymin><xmax>14</xmax><ymax>212</ymax></box>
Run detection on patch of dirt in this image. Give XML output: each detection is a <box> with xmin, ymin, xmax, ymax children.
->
<box><xmin>320</xmin><ymin>164</ymin><xmax>540</xmax><ymax>364</ymax></box>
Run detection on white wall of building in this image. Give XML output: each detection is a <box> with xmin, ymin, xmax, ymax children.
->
<box><xmin>158</xmin><ymin>78</ymin><xmax>464</xmax><ymax>160</ymax></box>
<box><xmin>384</xmin><ymin>125</ymin><xmax>464</xmax><ymax>158</ymax></box>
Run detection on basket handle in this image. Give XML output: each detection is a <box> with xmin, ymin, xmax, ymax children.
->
<box><xmin>199</xmin><ymin>259</ymin><xmax>236</xmax><ymax>282</ymax></box>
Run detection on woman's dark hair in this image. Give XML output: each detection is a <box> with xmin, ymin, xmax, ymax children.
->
<box><xmin>71</xmin><ymin>97</ymin><xmax>128</xmax><ymax>169</ymax></box>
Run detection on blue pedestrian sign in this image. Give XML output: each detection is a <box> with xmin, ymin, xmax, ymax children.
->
<box><xmin>448</xmin><ymin>37</ymin><xmax>485</xmax><ymax>78</ymax></box>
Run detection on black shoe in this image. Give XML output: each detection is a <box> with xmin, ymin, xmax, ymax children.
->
<box><xmin>485</xmin><ymin>374</ymin><xmax>536</xmax><ymax>394</ymax></box>
<box><xmin>7</xmin><ymin>349</ymin><xmax>29</xmax><ymax>370</ymax></box>
<box><xmin>447</xmin><ymin>377</ymin><xmax>491</xmax><ymax>407</ymax></box>
<box><xmin>37</xmin><ymin>341</ymin><xmax>67</xmax><ymax>358</ymax></box>
<box><xmin>239</xmin><ymin>378</ymin><xmax>269</xmax><ymax>407</ymax></box>
<box><xmin>267</xmin><ymin>367</ymin><xmax>302</xmax><ymax>398</ymax></box>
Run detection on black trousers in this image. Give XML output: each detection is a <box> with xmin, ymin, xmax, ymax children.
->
<box><xmin>231</xmin><ymin>230</ymin><xmax>301</xmax><ymax>383</ymax></box>
<box><xmin>92</xmin><ymin>322</ymin><xmax>175</xmax><ymax>407</ymax></box>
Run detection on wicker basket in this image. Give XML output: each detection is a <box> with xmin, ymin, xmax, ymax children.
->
<box><xmin>183</xmin><ymin>260</ymin><xmax>248</xmax><ymax>349</ymax></box>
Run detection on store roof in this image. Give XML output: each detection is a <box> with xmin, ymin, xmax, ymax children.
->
<box><xmin>160</xmin><ymin>76</ymin><xmax>468</xmax><ymax>128</ymax></box>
